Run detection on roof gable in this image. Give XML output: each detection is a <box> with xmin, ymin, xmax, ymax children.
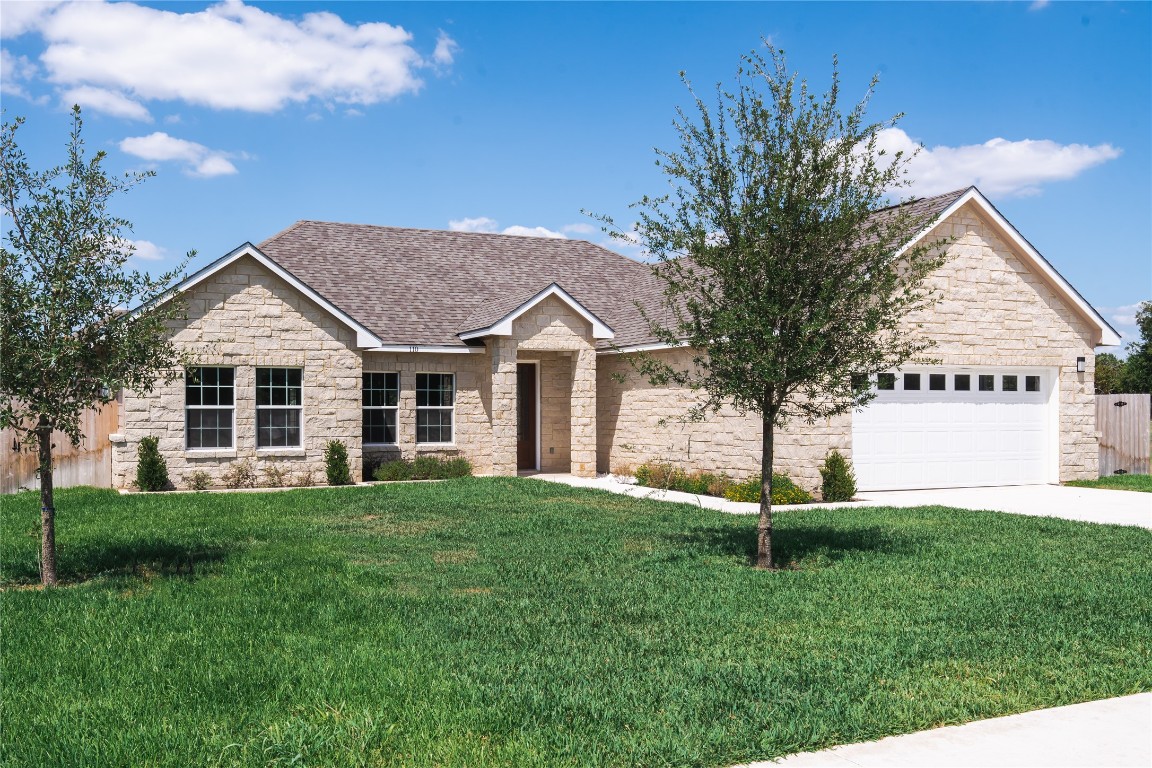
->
<box><xmin>164</xmin><ymin>243</ymin><xmax>383</xmax><ymax>348</ymax></box>
<box><xmin>904</xmin><ymin>188</ymin><xmax>1120</xmax><ymax>347</ymax></box>
<box><xmin>458</xmin><ymin>283</ymin><xmax>614</xmax><ymax>341</ymax></box>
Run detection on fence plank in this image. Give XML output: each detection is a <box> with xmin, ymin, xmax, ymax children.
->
<box><xmin>1096</xmin><ymin>393</ymin><xmax>1151</xmax><ymax>477</ymax></box>
<box><xmin>1</xmin><ymin>403</ymin><xmax>119</xmax><ymax>494</ymax></box>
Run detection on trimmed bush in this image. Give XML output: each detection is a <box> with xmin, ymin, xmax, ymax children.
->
<box><xmin>372</xmin><ymin>456</ymin><xmax>472</xmax><ymax>482</ymax></box>
<box><xmin>325</xmin><ymin>440</ymin><xmax>353</xmax><ymax>486</ymax></box>
<box><xmin>723</xmin><ymin>474</ymin><xmax>812</xmax><ymax>505</ymax></box>
<box><xmin>819</xmin><ymin>449</ymin><xmax>857</xmax><ymax>502</ymax></box>
<box><xmin>135</xmin><ymin>436</ymin><xmax>169</xmax><ymax>492</ymax></box>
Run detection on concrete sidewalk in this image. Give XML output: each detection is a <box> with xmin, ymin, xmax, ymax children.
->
<box><xmin>735</xmin><ymin>693</ymin><xmax>1152</xmax><ymax>768</ymax></box>
<box><xmin>534</xmin><ymin>474</ymin><xmax>1152</xmax><ymax>529</ymax></box>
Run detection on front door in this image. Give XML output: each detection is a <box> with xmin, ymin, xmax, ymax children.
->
<box><xmin>517</xmin><ymin>363</ymin><xmax>538</xmax><ymax>470</ymax></box>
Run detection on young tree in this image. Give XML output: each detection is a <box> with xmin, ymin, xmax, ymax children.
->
<box><xmin>1120</xmin><ymin>301</ymin><xmax>1151</xmax><ymax>394</ymax></box>
<box><xmin>598</xmin><ymin>47</ymin><xmax>948</xmax><ymax>569</ymax></box>
<box><xmin>1093</xmin><ymin>352</ymin><xmax>1127</xmax><ymax>395</ymax></box>
<box><xmin>0</xmin><ymin>107</ymin><xmax>189</xmax><ymax>586</ymax></box>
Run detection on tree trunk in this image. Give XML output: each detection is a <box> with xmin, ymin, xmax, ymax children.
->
<box><xmin>756</xmin><ymin>416</ymin><xmax>775</xmax><ymax>570</ymax></box>
<box><xmin>37</xmin><ymin>418</ymin><xmax>58</xmax><ymax>587</ymax></box>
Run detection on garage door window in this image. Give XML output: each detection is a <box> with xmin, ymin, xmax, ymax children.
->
<box><xmin>929</xmin><ymin>373</ymin><xmax>946</xmax><ymax>390</ymax></box>
<box><xmin>877</xmin><ymin>373</ymin><xmax>895</xmax><ymax>390</ymax></box>
<box><xmin>1003</xmin><ymin>375</ymin><xmax>1018</xmax><ymax>392</ymax></box>
<box><xmin>954</xmin><ymin>374</ymin><xmax>971</xmax><ymax>391</ymax></box>
<box><xmin>1026</xmin><ymin>375</ymin><xmax>1040</xmax><ymax>392</ymax></box>
<box><xmin>979</xmin><ymin>375</ymin><xmax>995</xmax><ymax>392</ymax></box>
<box><xmin>903</xmin><ymin>373</ymin><xmax>921</xmax><ymax>390</ymax></box>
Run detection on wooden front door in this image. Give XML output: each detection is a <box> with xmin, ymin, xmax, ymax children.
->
<box><xmin>517</xmin><ymin>363</ymin><xmax>537</xmax><ymax>470</ymax></box>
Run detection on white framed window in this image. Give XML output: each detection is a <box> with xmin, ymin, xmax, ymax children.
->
<box><xmin>185</xmin><ymin>366</ymin><xmax>235</xmax><ymax>449</ymax></box>
<box><xmin>416</xmin><ymin>372</ymin><xmax>454</xmax><ymax>444</ymax></box>
<box><xmin>363</xmin><ymin>372</ymin><xmax>399</xmax><ymax>445</ymax></box>
<box><xmin>256</xmin><ymin>367</ymin><xmax>302</xmax><ymax>448</ymax></box>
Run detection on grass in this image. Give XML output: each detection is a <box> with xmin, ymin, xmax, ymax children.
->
<box><xmin>1066</xmin><ymin>474</ymin><xmax>1152</xmax><ymax>492</ymax></box>
<box><xmin>2</xmin><ymin>479</ymin><xmax>1150</xmax><ymax>767</ymax></box>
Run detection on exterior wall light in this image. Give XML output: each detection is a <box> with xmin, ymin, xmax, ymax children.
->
<box><xmin>1076</xmin><ymin>357</ymin><xmax>1086</xmax><ymax>373</ymax></box>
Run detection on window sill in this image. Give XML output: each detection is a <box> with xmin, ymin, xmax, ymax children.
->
<box><xmin>414</xmin><ymin>444</ymin><xmax>458</xmax><ymax>453</ymax></box>
<box><xmin>256</xmin><ymin>448</ymin><xmax>307</xmax><ymax>457</ymax></box>
<box><xmin>185</xmin><ymin>449</ymin><xmax>237</xmax><ymax>459</ymax></box>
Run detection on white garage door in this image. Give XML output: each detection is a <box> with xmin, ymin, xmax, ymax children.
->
<box><xmin>852</xmin><ymin>368</ymin><xmax>1056</xmax><ymax>491</ymax></box>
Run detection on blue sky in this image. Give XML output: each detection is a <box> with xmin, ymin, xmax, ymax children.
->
<box><xmin>2</xmin><ymin>1</ymin><xmax>1149</xmax><ymax>345</ymax></box>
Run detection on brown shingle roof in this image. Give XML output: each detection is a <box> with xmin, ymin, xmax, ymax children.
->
<box><xmin>256</xmin><ymin>189</ymin><xmax>969</xmax><ymax>350</ymax></box>
<box><xmin>258</xmin><ymin>222</ymin><xmax>664</xmax><ymax>349</ymax></box>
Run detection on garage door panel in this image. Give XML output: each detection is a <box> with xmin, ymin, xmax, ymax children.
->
<box><xmin>853</xmin><ymin>367</ymin><xmax>1053</xmax><ymax>491</ymax></box>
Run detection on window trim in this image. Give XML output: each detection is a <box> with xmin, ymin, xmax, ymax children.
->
<box><xmin>185</xmin><ymin>366</ymin><xmax>236</xmax><ymax>450</ymax></box>
<box><xmin>363</xmin><ymin>371</ymin><xmax>400</xmax><ymax>446</ymax></box>
<box><xmin>255</xmin><ymin>366</ymin><xmax>304</xmax><ymax>449</ymax></box>
<box><xmin>415</xmin><ymin>371</ymin><xmax>456</xmax><ymax>446</ymax></box>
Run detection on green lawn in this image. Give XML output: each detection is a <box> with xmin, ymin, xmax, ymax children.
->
<box><xmin>1066</xmin><ymin>474</ymin><xmax>1152</xmax><ymax>492</ymax></box>
<box><xmin>2</xmin><ymin>479</ymin><xmax>1150</xmax><ymax>768</ymax></box>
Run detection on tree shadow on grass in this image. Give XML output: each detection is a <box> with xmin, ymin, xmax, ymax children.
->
<box><xmin>671</xmin><ymin>523</ymin><xmax>919</xmax><ymax>568</ymax></box>
<box><xmin>2</xmin><ymin>540</ymin><xmax>232</xmax><ymax>587</ymax></box>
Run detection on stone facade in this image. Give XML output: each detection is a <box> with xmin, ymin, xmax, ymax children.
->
<box><xmin>112</xmin><ymin>255</ymin><xmax>363</xmax><ymax>489</ymax></box>
<box><xmin>114</xmin><ymin>201</ymin><xmax>1100</xmax><ymax>490</ymax></box>
<box><xmin>113</xmin><ymin>263</ymin><xmax>604</xmax><ymax>487</ymax></box>
<box><xmin>596</xmin><ymin>200</ymin><xmax>1100</xmax><ymax>491</ymax></box>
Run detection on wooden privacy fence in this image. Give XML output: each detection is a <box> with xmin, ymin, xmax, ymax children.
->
<box><xmin>1095</xmin><ymin>394</ymin><xmax>1151</xmax><ymax>477</ymax></box>
<box><xmin>1</xmin><ymin>403</ymin><xmax>119</xmax><ymax>494</ymax></box>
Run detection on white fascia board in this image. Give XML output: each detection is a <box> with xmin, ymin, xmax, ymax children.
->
<box><xmin>153</xmin><ymin>242</ymin><xmax>383</xmax><ymax>348</ymax></box>
<box><xmin>458</xmin><ymin>282</ymin><xmax>614</xmax><ymax>341</ymax></box>
<box><xmin>598</xmin><ymin>341</ymin><xmax>684</xmax><ymax>355</ymax></box>
<box><xmin>901</xmin><ymin>187</ymin><xmax>1122</xmax><ymax>348</ymax></box>
<box><xmin>364</xmin><ymin>345</ymin><xmax>486</xmax><ymax>354</ymax></box>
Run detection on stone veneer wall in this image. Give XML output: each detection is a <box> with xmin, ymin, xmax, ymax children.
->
<box><xmin>361</xmin><ymin>352</ymin><xmax>493</xmax><ymax>474</ymax></box>
<box><xmin>597</xmin><ymin>201</ymin><xmax>1100</xmax><ymax>489</ymax></box>
<box><xmin>597</xmin><ymin>348</ymin><xmax>849</xmax><ymax>492</ymax></box>
<box><xmin>112</xmin><ymin>256</ymin><xmax>363</xmax><ymax>489</ymax></box>
<box><xmin>509</xmin><ymin>295</ymin><xmax>597</xmax><ymax>477</ymax></box>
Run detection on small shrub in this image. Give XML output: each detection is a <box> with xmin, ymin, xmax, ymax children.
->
<box><xmin>325</xmin><ymin>440</ymin><xmax>352</xmax><ymax>486</ymax></box>
<box><xmin>723</xmin><ymin>474</ymin><xmax>812</xmax><ymax>505</ymax></box>
<box><xmin>632</xmin><ymin>463</ymin><xmax>733</xmax><ymax>497</ymax></box>
<box><xmin>293</xmin><ymin>469</ymin><xmax>316</xmax><ymax>488</ymax></box>
<box><xmin>185</xmin><ymin>470</ymin><xmax>212</xmax><ymax>492</ymax></box>
<box><xmin>372</xmin><ymin>456</ymin><xmax>472</xmax><ymax>482</ymax></box>
<box><xmin>222</xmin><ymin>459</ymin><xmax>257</xmax><ymax>489</ymax></box>
<box><xmin>411</xmin><ymin>455</ymin><xmax>439</xmax><ymax>480</ymax></box>
<box><xmin>819</xmin><ymin>450</ymin><xmax>857</xmax><ymax>502</ymax></box>
<box><xmin>373</xmin><ymin>459</ymin><xmax>413</xmax><ymax>482</ymax></box>
<box><xmin>262</xmin><ymin>462</ymin><xmax>291</xmax><ymax>488</ymax></box>
<box><xmin>135</xmin><ymin>436</ymin><xmax>169</xmax><ymax>492</ymax></box>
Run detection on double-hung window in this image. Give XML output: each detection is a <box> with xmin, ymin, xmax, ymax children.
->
<box><xmin>416</xmin><ymin>373</ymin><xmax>454</xmax><ymax>444</ymax></box>
<box><xmin>185</xmin><ymin>367</ymin><xmax>234</xmax><ymax>449</ymax></box>
<box><xmin>363</xmin><ymin>372</ymin><xmax>399</xmax><ymax>444</ymax></box>
<box><xmin>256</xmin><ymin>367</ymin><xmax>302</xmax><ymax>447</ymax></box>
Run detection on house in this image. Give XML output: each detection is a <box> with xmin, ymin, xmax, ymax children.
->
<box><xmin>109</xmin><ymin>187</ymin><xmax>1120</xmax><ymax>492</ymax></box>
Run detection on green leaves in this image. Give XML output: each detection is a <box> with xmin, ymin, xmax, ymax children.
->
<box><xmin>0</xmin><ymin>106</ymin><xmax>190</xmax><ymax>445</ymax></box>
<box><xmin>621</xmin><ymin>44</ymin><xmax>949</xmax><ymax>427</ymax></box>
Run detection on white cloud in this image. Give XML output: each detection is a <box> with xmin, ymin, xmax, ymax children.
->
<box><xmin>449</xmin><ymin>216</ymin><xmax>499</xmax><ymax>233</ymax></box>
<box><xmin>1029</xmin><ymin>1</ymin><xmax>1050</xmax><ymax>11</ymax></box>
<box><xmin>119</xmin><ymin>132</ymin><xmax>239</xmax><ymax>177</ymax></box>
<box><xmin>1099</xmin><ymin>303</ymin><xmax>1144</xmax><ymax>344</ymax></box>
<box><xmin>433</xmin><ymin>30</ymin><xmax>458</xmax><ymax>67</ymax></box>
<box><xmin>562</xmin><ymin>222</ymin><xmax>596</xmax><ymax>235</ymax></box>
<box><xmin>126</xmin><ymin>239</ymin><xmax>166</xmax><ymax>261</ymax></box>
<box><xmin>0</xmin><ymin>1</ymin><xmax>62</xmax><ymax>38</ymax></box>
<box><xmin>11</xmin><ymin>0</ymin><xmax>452</xmax><ymax>114</ymax></box>
<box><xmin>449</xmin><ymin>217</ymin><xmax>567</xmax><ymax>239</ymax></box>
<box><xmin>0</xmin><ymin>47</ymin><xmax>38</xmax><ymax>98</ymax></box>
<box><xmin>877</xmin><ymin>128</ymin><xmax>1122</xmax><ymax>198</ymax></box>
<box><xmin>60</xmin><ymin>85</ymin><xmax>151</xmax><ymax>121</ymax></box>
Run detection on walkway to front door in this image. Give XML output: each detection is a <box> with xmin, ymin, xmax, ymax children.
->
<box><xmin>517</xmin><ymin>363</ymin><xmax>538</xmax><ymax>470</ymax></box>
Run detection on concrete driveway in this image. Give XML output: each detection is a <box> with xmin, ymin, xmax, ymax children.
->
<box><xmin>851</xmin><ymin>484</ymin><xmax>1152</xmax><ymax>529</ymax></box>
<box><xmin>538</xmin><ymin>474</ymin><xmax>1152</xmax><ymax>530</ymax></box>
<box><xmin>736</xmin><ymin>693</ymin><xmax>1152</xmax><ymax>768</ymax></box>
